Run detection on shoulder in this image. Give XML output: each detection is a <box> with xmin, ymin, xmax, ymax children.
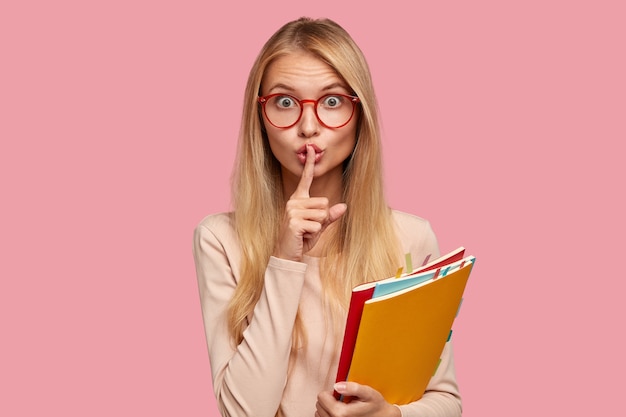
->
<box><xmin>195</xmin><ymin>212</ymin><xmax>235</xmax><ymax>237</ymax></box>
<box><xmin>390</xmin><ymin>209</ymin><xmax>440</xmax><ymax>264</ymax></box>
<box><xmin>391</xmin><ymin>210</ymin><xmax>432</xmax><ymax>229</ymax></box>
<box><xmin>193</xmin><ymin>212</ymin><xmax>239</xmax><ymax>252</ymax></box>
<box><xmin>193</xmin><ymin>212</ymin><xmax>243</xmax><ymax>277</ymax></box>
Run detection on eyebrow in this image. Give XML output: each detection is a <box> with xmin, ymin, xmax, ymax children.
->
<box><xmin>265</xmin><ymin>83</ymin><xmax>295</xmax><ymax>93</ymax></box>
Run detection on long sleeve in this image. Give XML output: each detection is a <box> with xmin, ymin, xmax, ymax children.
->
<box><xmin>193</xmin><ymin>214</ymin><xmax>307</xmax><ymax>417</ymax></box>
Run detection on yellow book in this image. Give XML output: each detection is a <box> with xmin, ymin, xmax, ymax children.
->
<box><xmin>346</xmin><ymin>257</ymin><xmax>473</xmax><ymax>405</ymax></box>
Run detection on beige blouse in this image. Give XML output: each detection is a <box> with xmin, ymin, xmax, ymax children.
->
<box><xmin>193</xmin><ymin>210</ymin><xmax>462</xmax><ymax>417</ymax></box>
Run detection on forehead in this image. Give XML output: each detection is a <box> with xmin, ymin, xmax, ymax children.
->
<box><xmin>261</xmin><ymin>51</ymin><xmax>348</xmax><ymax>95</ymax></box>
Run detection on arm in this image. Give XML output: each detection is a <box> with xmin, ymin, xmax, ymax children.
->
<box><xmin>193</xmin><ymin>219</ymin><xmax>307</xmax><ymax>417</ymax></box>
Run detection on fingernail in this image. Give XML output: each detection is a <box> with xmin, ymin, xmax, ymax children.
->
<box><xmin>334</xmin><ymin>382</ymin><xmax>347</xmax><ymax>392</ymax></box>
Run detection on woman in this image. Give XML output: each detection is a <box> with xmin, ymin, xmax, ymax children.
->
<box><xmin>193</xmin><ymin>17</ymin><xmax>462</xmax><ymax>417</ymax></box>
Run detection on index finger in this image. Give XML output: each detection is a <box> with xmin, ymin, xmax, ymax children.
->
<box><xmin>294</xmin><ymin>144</ymin><xmax>315</xmax><ymax>197</ymax></box>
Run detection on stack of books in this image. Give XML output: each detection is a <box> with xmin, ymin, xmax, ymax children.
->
<box><xmin>334</xmin><ymin>247</ymin><xmax>475</xmax><ymax>405</ymax></box>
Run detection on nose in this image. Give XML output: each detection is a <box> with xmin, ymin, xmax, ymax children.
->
<box><xmin>298</xmin><ymin>101</ymin><xmax>320</xmax><ymax>138</ymax></box>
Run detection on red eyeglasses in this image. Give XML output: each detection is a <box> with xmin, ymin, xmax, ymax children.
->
<box><xmin>258</xmin><ymin>93</ymin><xmax>360</xmax><ymax>129</ymax></box>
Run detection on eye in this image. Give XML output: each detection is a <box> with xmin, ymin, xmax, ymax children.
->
<box><xmin>321</xmin><ymin>95</ymin><xmax>344</xmax><ymax>108</ymax></box>
<box><xmin>275</xmin><ymin>95</ymin><xmax>298</xmax><ymax>109</ymax></box>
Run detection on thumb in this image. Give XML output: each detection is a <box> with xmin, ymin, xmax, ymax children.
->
<box><xmin>333</xmin><ymin>381</ymin><xmax>372</xmax><ymax>401</ymax></box>
<box><xmin>328</xmin><ymin>203</ymin><xmax>348</xmax><ymax>224</ymax></box>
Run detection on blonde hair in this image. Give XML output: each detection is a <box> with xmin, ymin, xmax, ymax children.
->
<box><xmin>228</xmin><ymin>17</ymin><xmax>401</xmax><ymax>347</ymax></box>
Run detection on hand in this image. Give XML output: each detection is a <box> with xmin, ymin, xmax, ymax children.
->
<box><xmin>273</xmin><ymin>144</ymin><xmax>347</xmax><ymax>262</ymax></box>
<box><xmin>315</xmin><ymin>382</ymin><xmax>401</xmax><ymax>417</ymax></box>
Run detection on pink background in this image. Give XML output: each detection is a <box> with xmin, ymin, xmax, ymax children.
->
<box><xmin>1</xmin><ymin>1</ymin><xmax>624</xmax><ymax>416</ymax></box>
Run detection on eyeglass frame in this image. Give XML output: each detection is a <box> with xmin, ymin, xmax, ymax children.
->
<box><xmin>257</xmin><ymin>93</ymin><xmax>361</xmax><ymax>129</ymax></box>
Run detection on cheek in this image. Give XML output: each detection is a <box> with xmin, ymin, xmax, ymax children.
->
<box><xmin>340</xmin><ymin>126</ymin><xmax>358</xmax><ymax>152</ymax></box>
<box><xmin>345</xmin><ymin>139</ymin><xmax>358</xmax><ymax>160</ymax></box>
<box><xmin>331</xmin><ymin>135</ymin><xmax>357</xmax><ymax>166</ymax></box>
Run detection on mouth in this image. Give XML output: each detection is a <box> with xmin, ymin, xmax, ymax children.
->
<box><xmin>296</xmin><ymin>144</ymin><xmax>323</xmax><ymax>164</ymax></box>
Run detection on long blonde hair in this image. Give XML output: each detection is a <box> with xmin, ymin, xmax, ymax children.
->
<box><xmin>228</xmin><ymin>17</ymin><xmax>401</xmax><ymax>346</ymax></box>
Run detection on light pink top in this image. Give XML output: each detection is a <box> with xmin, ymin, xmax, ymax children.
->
<box><xmin>193</xmin><ymin>210</ymin><xmax>462</xmax><ymax>417</ymax></box>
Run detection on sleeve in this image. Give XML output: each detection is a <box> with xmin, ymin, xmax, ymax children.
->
<box><xmin>394</xmin><ymin>214</ymin><xmax>463</xmax><ymax>417</ymax></box>
<box><xmin>193</xmin><ymin>221</ymin><xmax>307</xmax><ymax>417</ymax></box>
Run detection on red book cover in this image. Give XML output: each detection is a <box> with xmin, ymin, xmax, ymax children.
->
<box><xmin>334</xmin><ymin>284</ymin><xmax>376</xmax><ymax>399</ymax></box>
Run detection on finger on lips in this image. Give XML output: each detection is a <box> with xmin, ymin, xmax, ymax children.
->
<box><xmin>295</xmin><ymin>144</ymin><xmax>315</xmax><ymax>198</ymax></box>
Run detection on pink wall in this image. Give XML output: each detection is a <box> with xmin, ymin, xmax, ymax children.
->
<box><xmin>2</xmin><ymin>1</ymin><xmax>624</xmax><ymax>416</ymax></box>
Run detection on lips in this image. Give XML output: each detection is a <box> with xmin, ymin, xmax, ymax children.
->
<box><xmin>296</xmin><ymin>144</ymin><xmax>323</xmax><ymax>164</ymax></box>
